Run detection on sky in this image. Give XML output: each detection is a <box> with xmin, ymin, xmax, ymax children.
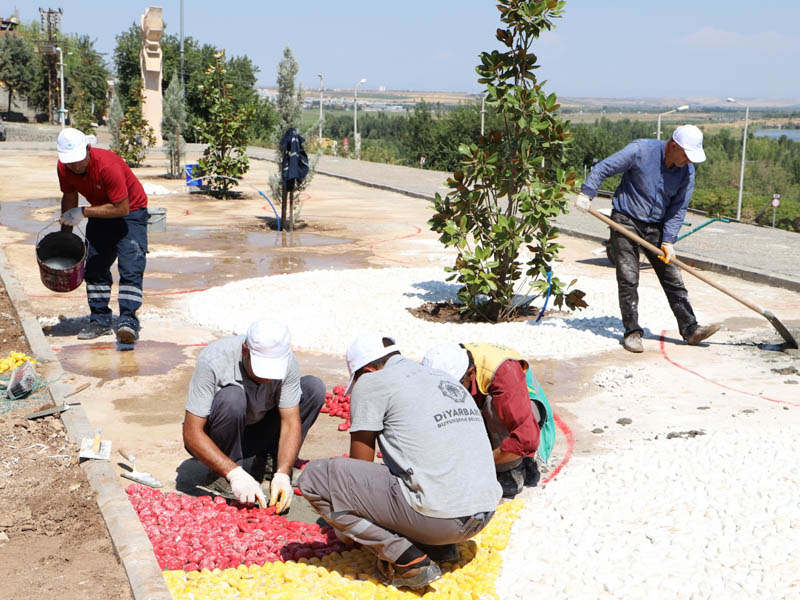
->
<box><xmin>11</xmin><ymin>1</ymin><xmax>800</xmax><ymax>100</ymax></box>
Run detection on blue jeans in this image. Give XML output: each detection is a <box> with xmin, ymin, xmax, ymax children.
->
<box><xmin>85</xmin><ymin>208</ymin><xmax>148</xmax><ymax>332</ymax></box>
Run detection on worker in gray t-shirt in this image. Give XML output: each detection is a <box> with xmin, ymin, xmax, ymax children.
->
<box><xmin>183</xmin><ymin>319</ymin><xmax>324</xmax><ymax>512</ymax></box>
<box><xmin>298</xmin><ymin>333</ymin><xmax>501</xmax><ymax>590</ymax></box>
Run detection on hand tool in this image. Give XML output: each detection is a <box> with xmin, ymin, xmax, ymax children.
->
<box><xmin>118</xmin><ymin>448</ymin><xmax>163</xmax><ymax>488</ymax></box>
<box><xmin>589</xmin><ymin>206</ymin><xmax>798</xmax><ymax>349</ymax></box>
<box><xmin>79</xmin><ymin>427</ymin><xmax>111</xmax><ymax>460</ymax></box>
<box><xmin>25</xmin><ymin>382</ymin><xmax>90</xmax><ymax>420</ymax></box>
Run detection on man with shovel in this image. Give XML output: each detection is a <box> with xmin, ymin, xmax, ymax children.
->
<box><xmin>56</xmin><ymin>127</ymin><xmax>148</xmax><ymax>345</ymax></box>
<box><xmin>183</xmin><ymin>319</ymin><xmax>325</xmax><ymax>512</ymax></box>
<box><xmin>575</xmin><ymin>124</ymin><xmax>720</xmax><ymax>353</ymax></box>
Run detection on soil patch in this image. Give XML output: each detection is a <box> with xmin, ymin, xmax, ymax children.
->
<box><xmin>408</xmin><ymin>301</ymin><xmax>559</xmax><ymax>324</ymax></box>
<box><xmin>0</xmin><ymin>281</ymin><xmax>133</xmax><ymax>600</ymax></box>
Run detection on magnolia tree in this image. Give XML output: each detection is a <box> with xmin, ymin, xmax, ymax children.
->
<box><xmin>429</xmin><ymin>0</ymin><xmax>586</xmax><ymax>322</ymax></box>
<box><xmin>196</xmin><ymin>51</ymin><xmax>252</xmax><ymax>199</ymax></box>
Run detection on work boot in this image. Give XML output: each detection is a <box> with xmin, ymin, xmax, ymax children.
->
<box><xmin>687</xmin><ymin>323</ymin><xmax>721</xmax><ymax>346</ymax></box>
<box><xmin>523</xmin><ymin>456</ymin><xmax>541</xmax><ymax>488</ymax></box>
<box><xmin>375</xmin><ymin>555</ymin><xmax>441</xmax><ymax>589</ymax></box>
<box><xmin>77</xmin><ymin>322</ymin><xmax>113</xmax><ymax>340</ymax></box>
<box><xmin>417</xmin><ymin>543</ymin><xmax>460</xmax><ymax>564</ymax></box>
<box><xmin>116</xmin><ymin>324</ymin><xmax>139</xmax><ymax>344</ymax></box>
<box><xmin>196</xmin><ymin>473</ymin><xmax>235</xmax><ymax>501</ymax></box>
<box><xmin>496</xmin><ymin>464</ymin><xmax>525</xmax><ymax>499</ymax></box>
<box><xmin>623</xmin><ymin>332</ymin><xmax>644</xmax><ymax>353</ymax></box>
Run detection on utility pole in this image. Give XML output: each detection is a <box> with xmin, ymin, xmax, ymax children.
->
<box><xmin>179</xmin><ymin>0</ymin><xmax>184</xmax><ymax>89</ymax></box>
<box><xmin>38</xmin><ymin>8</ymin><xmax>62</xmax><ymax>125</ymax></box>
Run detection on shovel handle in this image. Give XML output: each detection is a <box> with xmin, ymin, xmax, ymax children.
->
<box><xmin>118</xmin><ymin>448</ymin><xmax>135</xmax><ymax>463</ymax></box>
<box><xmin>589</xmin><ymin>207</ymin><xmax>766</xmax><ymax>316</ymax></box>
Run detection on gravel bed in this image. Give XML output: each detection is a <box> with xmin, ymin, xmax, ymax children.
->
<box><xmin>497</xmin><ymin>425</ymin><xmax>800</xmax><ymax>599</ymax></box>
<box><xmin>184</xmin><ymin>267</ymin><xmax>683</xmax><ymax>360</ymax></box>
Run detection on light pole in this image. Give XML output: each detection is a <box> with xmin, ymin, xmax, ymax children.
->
<box><xmin>656</xmin><ymin>104</ymin><xmax>689</xmax><ymax>140</ymax></box>
<box><xmin>480</xmin><ymin>92</ymin><xmax>487</xmax><ymax>136</ymax></box>
<box><xmin>55</xmin><ymin>46</ymin><xmax>67</xmax><ymax>128</ymax></box>
<box><xmin>353</xmin><ymin>77</ymin><xmax>366</xmax><ymax>159</ymax></box>
<box><xmin>317</xmin><ymin>73</ymin><xmax>323</xmax><ymax>140</ymax></box>
<box><xmin>727</xmin><ymin>97</ymin><xmax>749</xmax><ymax>221</ymax></box>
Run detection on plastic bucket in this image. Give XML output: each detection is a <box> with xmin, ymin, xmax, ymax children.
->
<box><xmin>147</xmin><ymin>207</ymin><xmax>167</xmax><ymax>233</ymax></box>
<box><xmin>185</xmin><ymin>163</ymin><xmax>201</xmax><ymax>186</ymax></box>
<box><xmin>36</xmin><ymin>226</ymin><xmax>88</xmax><ymax>293</ymax></box>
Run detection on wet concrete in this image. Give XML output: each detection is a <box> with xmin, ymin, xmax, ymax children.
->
<box><xmin>56</xmin><ymin>341</ymin><xmax>195</xmax><ymax>379</ymax></box>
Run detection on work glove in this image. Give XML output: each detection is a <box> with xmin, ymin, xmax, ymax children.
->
<box><xmin>226</xmin><ymin>466</ymin><xmax>267</xmax><ymax>507</ymax></box>
<box><xmin>269</xmin><ymin>472</ymin><xmax>293</xmax><ymax>514</ymax></box>
<box><xmin>658</xmin><ymin>243</ymin><xmax>675</xmax><ymax>264</ymax></box>
<box><xmin>574</xmin><ymin>193</ymin><xmax>591</xmax><ymax>213</ymax></box>
<box><xmin>60</xmin><ymin>207</ymin><xmax>84</xmax><ymax>227</ymax></box>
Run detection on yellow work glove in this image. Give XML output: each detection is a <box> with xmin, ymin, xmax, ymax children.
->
<box><xmin>658</xmin><ymin>243</ymin><xmax>675</xmax><ymax>264</ymax></box>
<box><xmin>269</xmin><ymin>472</ymin><xmax>293</xmax><ymax>513</ymax></box>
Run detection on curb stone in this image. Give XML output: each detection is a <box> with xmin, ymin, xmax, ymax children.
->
<box><xmin>0</xmin><ymin>247</ymin><xmax>171</xmax><ymax>600</ymax></box>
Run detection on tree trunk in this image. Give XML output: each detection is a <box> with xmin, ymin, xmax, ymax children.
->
<box><xmin>280</xmin><ymin>187</ymin><xmax>288</xmax><ymax>230</ymax></box>
<box><xmin>7</xmin><ymin>88</ymin><xmax>13</xmax><ymax>117</ymax></box>
<box><xmin>289</xmin><ymin>189</ymin><xmax>295</xmax><ymax>232</ymax></box>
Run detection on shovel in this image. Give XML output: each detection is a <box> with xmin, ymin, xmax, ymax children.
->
<box><xmin>588</xmin><ymin>207</ymin><xmax>798</xmax><ymax>349</ymax></box>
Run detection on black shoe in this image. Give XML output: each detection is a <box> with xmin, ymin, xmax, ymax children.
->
<box><xmin>196</xmin><ymin>473</ymin><xmax>235</xmax><ymax>500</ymax></box>
<box><xmin>523</xmin><ymin>456</ymin><xmax>541</xmax><ymax>488</ymax></box>
<box><xmin>249</xmin><ymin>452</ymin><xmax>276</xmax><ymax>484</ymax></box>
<box><xmin>623</xmin><ymin>332</ymin><xmax>644</xmax><ymax>353</ymax></box>
<box><xmin>687</xmin><ymin>323</ymin><xmax>720</xmax><ymax>346</ymax></box>
<box><xmin>375</xmin><ymin>555</ymin><xmax>441</xmax><ymax>589</ymax></box>
<box><xmin>416</xmin><ymin>543</ymin><xmax>460</xmax><ymax>564</ymax></box>
<box><xmin>497</xmin><ymin>464</ymin><xmax>525</xmax><ymax>499</ymax></box>
<box><xmin>116</xmin><ymin>325</ymin><xmax>138</xmax><ymax>344</ymax></box>
<box><xmin>77</xmin><ymin>322</ymin><xmax>113</xmax><ymax>340</ymax></box>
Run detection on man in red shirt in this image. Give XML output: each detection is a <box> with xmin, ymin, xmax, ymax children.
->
<box><xmin>56</xmin><ymin>128</ymin><xmax>149</xmax><ymax>345</ymax></box>
<box><xmin>422</xmin><ymin>342</ymin><xmax>545</xmax><ymax>498</ymax></box>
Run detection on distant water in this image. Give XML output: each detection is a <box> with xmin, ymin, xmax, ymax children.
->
<box><xmin>754</xmin><ymin>128</ymin><xmax>800</xmax><ymax>141</ymax></box>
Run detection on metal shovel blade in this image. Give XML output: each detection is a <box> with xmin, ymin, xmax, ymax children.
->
<box><xmin>763</xmin><ymin>310</ymin><xmax>799</xmax><ymax>350</ymax></box>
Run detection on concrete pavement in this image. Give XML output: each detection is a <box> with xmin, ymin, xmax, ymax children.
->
<box><xmin>247</xmin><ymin>147</ymin><xmax>800</xmax><ymax>292</ymax></box>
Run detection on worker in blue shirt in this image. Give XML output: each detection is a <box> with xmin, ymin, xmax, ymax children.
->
<box><xmin>575</xmin><ymin>125</ymin><xmax>720</xmax><ymax>353</ymax></box>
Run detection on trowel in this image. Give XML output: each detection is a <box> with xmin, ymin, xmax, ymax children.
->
<box><xmin>78</xmin><ymin>428</ymin><xmax>111</xmax><ymax>460</ymax></box>
<box><xmin>118</xmin><ymin>448</ymin><xmax>163</xmax><ymax>488</ymax></box>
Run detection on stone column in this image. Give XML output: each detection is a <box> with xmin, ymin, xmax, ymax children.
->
<box><xmin>140</xmin><ymin>6</ymin><xmax>163</xmax><ymax>146</ymax></box>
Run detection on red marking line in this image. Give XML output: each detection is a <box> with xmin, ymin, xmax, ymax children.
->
<box><xmin>659</xmin><ymin>330</ymin><xmax>799</xmax><ymax>407</ymax></box>
<box><xmin>369</xmin><ymin>226</ymin><xmax>422</xmax><ymax>265</ymax></box>
<box><xmin>542</xmin><ymin>413</ymin><xmax>574</xmax><ymax>485</ymax></box>
<box><xmin>51</xmin><ymin>342</ymin><xmax>208</xmax><ymax>352</ymax></box>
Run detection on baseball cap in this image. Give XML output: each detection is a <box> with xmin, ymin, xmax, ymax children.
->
<box><xmin>245</xmin><ymin>319</ymin><xmax>291</xmax><ymax>379</ymax></box>
<box><xmin>421</xmin><ymin>343</ymin><xmax>469</xmax><ymax>382</ymax></box>
<box><xmin>344</xmin><ymin>334</ymin><xmax>399</xmax><ymax>394</ymax></box>
<box><xmin>57</xmin><ymin>127</ymin><xmax>89</xmax><ymax>163</ymax></box>
<box><xmin>672</xmin><ymin>125</ymin><xmax>706</xmax><ymax>163</ymax></box>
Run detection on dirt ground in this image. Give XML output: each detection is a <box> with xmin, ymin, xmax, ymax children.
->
<box><xmin>0</xmin><ymin>281</ymin><xmax>133</xmax><ymax>600</ymax></box>
<box><xmin>0</xmin><ymin>141</ymin><xmax>799</xmax><ymax>596</ymax></box>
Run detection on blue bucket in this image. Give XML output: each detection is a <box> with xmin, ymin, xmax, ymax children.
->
<box><xmin>185</xmin><ymin>163</ymin><xmax>202</xmax><ymax>187</ymax></box>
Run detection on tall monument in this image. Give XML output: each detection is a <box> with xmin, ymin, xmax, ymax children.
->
<box><xmin>140</xmin><ymin>6</ymin><xmax>163</xmax><ymax>146</ymax></box>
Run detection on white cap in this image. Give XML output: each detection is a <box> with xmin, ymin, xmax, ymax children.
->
<box><xmin>57</xmin><ymin>127</ymin><xmax>89</xmax><ymax>163</ymax></box>
<box><xmin>421</xmin><ymin>343</ymin><xmax>469</xmax><ymax>382</ymax></box>
<box><xmin>245</xmin><ymin>320</ymin><xmax>291</xmax><ymax>379</ymax></box>
<box><xmin>672</xmin><ymin>125</ymin><xmax>706</xmax><ymax>163</ymax></box>
<box><xmin>344</xmin><ymin>333</ymin><xmax>399</xmax><ymax>394</ymax></box>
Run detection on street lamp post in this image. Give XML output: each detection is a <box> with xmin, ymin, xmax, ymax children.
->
<box><xmin>353</xmin><ymin>77</ymin><xmax>366</xmax><ymax>159</ymax></box>
<box><xmin>55</xmin><ymin>46</ymin><xmax>67</xmax><ymax>128</ymax></box>
<box><xmin>656</xmin><ymin>104</ymin><xmax>689</xmax><ymax>140</ymax></box>
<box><xmin>727</xmin><ymin>98</ymin><xmax>749</xmax><ymax>222</ymax></box>
<box><xmin>317</xmin><ymin>73</ymin><xmax>323</xmax><ymax>140</ymax></box>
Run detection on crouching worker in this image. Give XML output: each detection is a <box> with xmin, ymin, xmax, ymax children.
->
<box><xmin>422</xmin><ymin>342</ymin><xmax>555</xmax><ymax>499</ymax></box>
<box><xmin>182</xmin><ymin>319</ymin><xmax>324</xmax><ymax>511</ymax></box>
<box><xmin>298</xmin><ymin>334</ymin><xmax>501</xmax><ymax>589</ymax></box>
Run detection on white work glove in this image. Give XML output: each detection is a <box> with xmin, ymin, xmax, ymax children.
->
<box><xmin>269</xmin><ymin>472</ymin><xmax>293</xmax><ymax>513</ymax></box>
<box><xmin>60</xmin><ymin>207</ymin><xmax>84</xmax><ymax>226</ymax></box>
<box><xmin>658</xmin><ymin>243</ymin><xmax>675</xmax><ymax>264</ymax></box>
<box><xmin>226</xmin><ymin>466</ymin><xmax>267</xmax><ymax>506</ymax></box>
<box><xmin>574</xmin><ymin>193</ymin><xmax>591</xmax><ymax>213</ymax></box>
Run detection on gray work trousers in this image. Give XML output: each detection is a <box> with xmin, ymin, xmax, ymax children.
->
<box><xmin>204</xmin><ymin>376</ymin><xmax>325</xmax><ymax>466</ymax></box>
<box><xmin>298</xmin><ymin>457</ymin><xmax>494</xmax><ymax>563</ymax></box>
